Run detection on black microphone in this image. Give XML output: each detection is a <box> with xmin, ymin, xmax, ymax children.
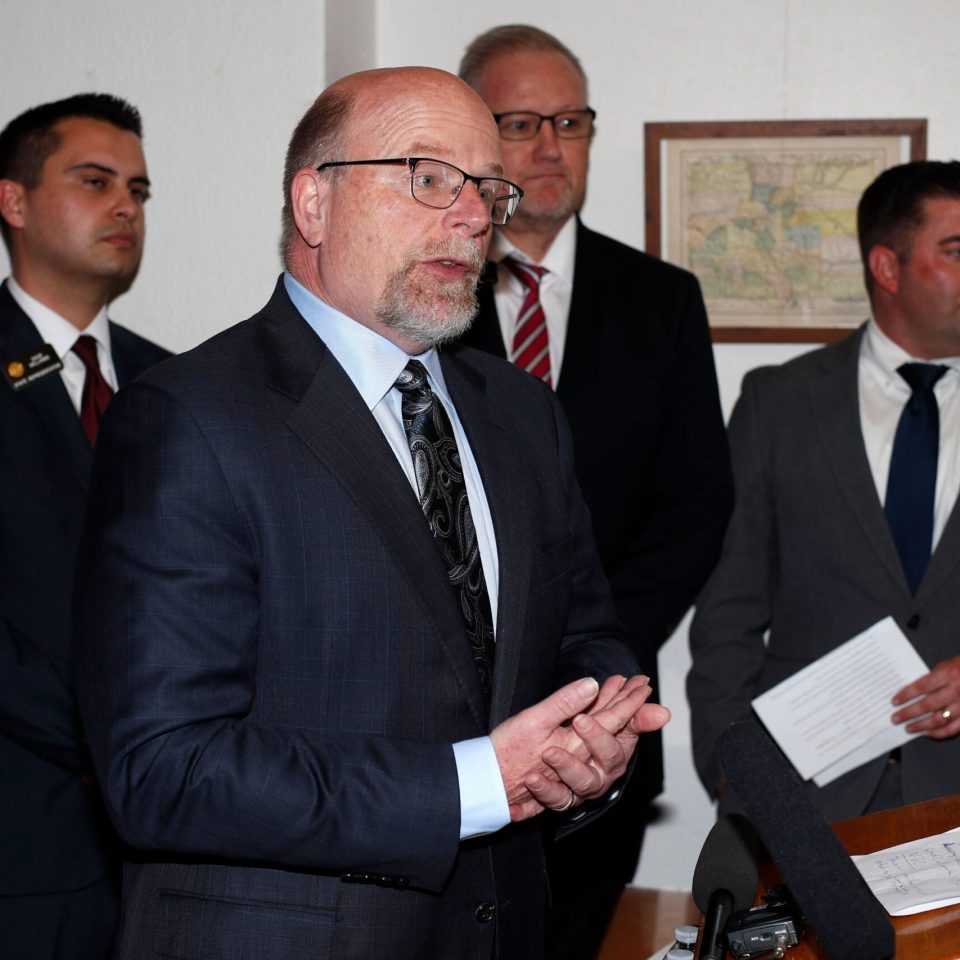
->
<box><xmin>717</xmin><ymin>719</ymin><xmax>895</xmax><ymax>960</ymax></box>
<box><xmin>692</xmin><ymin>813</ymin><xmax>760</xmax><ymax>960</ymax></box>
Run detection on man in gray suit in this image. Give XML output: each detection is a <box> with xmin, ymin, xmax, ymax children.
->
<box><xmin>689</xmin><ymin>160</ymin><xmax>960</xmax><ymax>823</ymax></box>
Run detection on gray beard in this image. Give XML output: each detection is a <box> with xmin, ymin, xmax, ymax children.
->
<box><xmin>375</xmin><ymin>244</ymin><xmax>484</xmax><ymax>348</ymax></box>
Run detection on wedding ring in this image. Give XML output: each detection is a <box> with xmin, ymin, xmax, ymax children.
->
<box><xmin>942</xmin><ymin>709</ymin><xmax>953</xmax><ymax>722</ymax></box>
<box><xmin>557</xmin><ymin>788</ymin><xmax>576</xmax><ymax>812</ymax></box>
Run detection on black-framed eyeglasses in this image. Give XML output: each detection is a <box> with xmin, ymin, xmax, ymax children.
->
<box><xmin>315</xmin><ymin>157</ymin><xmax>524</xmax><ymax>225</ymax></box>
<box><xmin>492</xmin><ymin>108</ymin><xmax>597</xmax><ymax>142</ymax></box>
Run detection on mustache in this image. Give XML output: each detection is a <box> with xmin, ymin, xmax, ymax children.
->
<box><xmin>415</xmin><ymin>239</ymin><xmax>486</xmax><ymax>278</ymax></box>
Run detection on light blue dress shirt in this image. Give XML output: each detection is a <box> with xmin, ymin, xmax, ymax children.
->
<box><xmin>283</xmin><ymin>273</ymin><xmax>510</xmax><ymax>838</ymax></box>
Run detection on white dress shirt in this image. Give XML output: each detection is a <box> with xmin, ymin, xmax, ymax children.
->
<box><xmin>283</xmin><ymin>273</ymin><xmax>510</xmax><ymax>839</ymax></box>
<box><xmin>7</xmin><ymin>276</ymin><xmax>116</xmax><ymax>413</ymax></box>
<box><xmin>489</xmin><ymin>216</ymin><xmax>577</xmax><ymax>387</ymax></box>
<box><xmin>858</xmin><ymin>318</ymin><xmax>960</xmax><ymax>550</ymax></box>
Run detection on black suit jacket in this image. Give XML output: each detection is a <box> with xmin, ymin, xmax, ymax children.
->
<box><xmin>74</xmin><ymin>279</ymin><xmax>637</xmax><ymax>960</ymax></box>
<box><xmin>0</xmin><ymin>281</ymin><xmax>169</xmax><ymax>896</ymax></box>
<box><xmin>461</xmin><ymin>220</ymin><xmax>733</xmax><ymax>796</ymax></box>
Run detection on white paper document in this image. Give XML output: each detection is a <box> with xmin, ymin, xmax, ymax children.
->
<box><xmin>852</xmin><ymin>827</ymin><xmax>960</xmax><ymax>915</ymax></box>
<box><xmin>751</xmin><ymin>617</ymin><xmax>929</xmax><ymax>786</ymax></box>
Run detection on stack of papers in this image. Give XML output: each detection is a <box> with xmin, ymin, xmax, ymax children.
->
<box><xmin>751</xmin><ymin>617</ymin><xmax>929</xmax><ymax>786</ymax></box>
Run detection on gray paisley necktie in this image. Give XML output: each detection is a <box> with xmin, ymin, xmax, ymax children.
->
<box><xmin>395</xmin><ymin>360</ymin><xmax>495</xmax><ymax>697</ymax></box>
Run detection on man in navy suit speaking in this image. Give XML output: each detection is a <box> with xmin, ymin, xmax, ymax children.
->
<box><xmin>0</xmin><ymin>93</ymin><xmax>169</xmax><ymax>960</ymax></box>
<box><xmin>74</xmin><ymin>67</ymin><xmax>668</xmax><ymax>960</ymax></box>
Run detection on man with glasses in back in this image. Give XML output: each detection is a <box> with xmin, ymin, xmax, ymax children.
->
<box><xmin>458</xmin><ymin>25</ymin><xmax>733</xmax><ymax>959</ymax></box>
<box><xmin>73</xmin><ymin>67</ymin><xmax>669</xmax><ymax>960</ymax></box>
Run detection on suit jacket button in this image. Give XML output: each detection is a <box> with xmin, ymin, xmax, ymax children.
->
<box><xmin>907</xmin><ymin>614</ymin><xmax>921</xmax><ymax>629</ymax></box>
<box><xmin>475</xmin><ymin>902</ymin><xmax>496</xmax><ymax>923</ymax></box>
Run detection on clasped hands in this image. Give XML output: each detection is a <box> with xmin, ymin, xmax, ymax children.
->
<box><xmin>490</xmin><ymin>675</ymin><xmax>670</xmax><ymax>823</ymax></box>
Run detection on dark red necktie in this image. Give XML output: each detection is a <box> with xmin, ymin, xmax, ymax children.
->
<box><xmin>72</xmin><ymin>334</ymin><xmax>114</xmax><ymax>447</ymax></box>
<box><xmin>502</xmin><ymin>257</ymin><xmax>551</xmax><ymax>387</ymax></box>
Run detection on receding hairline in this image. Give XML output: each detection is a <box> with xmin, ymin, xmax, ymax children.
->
<box><xmin>330</xmin><ymin>65</ymin><xmax>480</xmax><ymax>103</ymax></box>
<box><xmin>279</xmin><ymin>66</ymin><xmax>497</xmax><ymax>268</ymax></box>
<box><xmin>458</xmin><ymin>24</ymin><xmax>588</xmax><ymax>92</ymax></box>
<box><xmin>335</xmin><ymin>66</ymin><xmax>492</xmax><ymax>125</ymax></box>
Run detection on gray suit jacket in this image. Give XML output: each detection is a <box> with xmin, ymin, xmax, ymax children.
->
<box><xmin>688</xmin><ymin>327</ymin><xmax>960</xmax><ymax>822</ymax></box>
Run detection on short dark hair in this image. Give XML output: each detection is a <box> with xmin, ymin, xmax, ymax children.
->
<box><xmin>858</xmin><ymin>160</ymin><xmax>960</xmax><ymax>294</ymax></box>
<box><xmin>0</xmin><ymin>93</ymin><xmax>142</xmax><ymax>250</ymax></box>
<box><xmin>458</xmin><ymin>24</ymin><xmax>587</xmax><ymax>94</ymax></box>
<box><xmin>279</xmin><ymin>86</ymin><xmax>354</xmax><ymax>267</ymax></box>
<box><xmin>0</xmin><ymin>93</ymin><xmax>142</xmax><ymax>187</ymax></box>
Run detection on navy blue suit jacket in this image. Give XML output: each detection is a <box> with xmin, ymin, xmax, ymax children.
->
<box><xmin>461</xmin><ymin>221</ymin><xmax>733</xmax><ymax>797</ymax></box>
<box><xmin>0</xmin><ymin>281</ymin><xmax>169</xmax><ymax>897</ymax></box>
<box><xmin>74</xmin><ymin>279</ymin><xmax>636</xmax><ymax>960</ymax></box>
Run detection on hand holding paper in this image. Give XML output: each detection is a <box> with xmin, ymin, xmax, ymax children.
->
<box><xmin>751</xmin><ymin>617</ymin><xmax>930</xmax><ymax>786</ymax></box>
<box><xmin>892</xmin><ymin>653</ymin><xmax>960</xmax><ymax>739</ymax></box>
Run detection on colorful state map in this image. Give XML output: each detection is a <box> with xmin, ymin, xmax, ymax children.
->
<box><xmin>673</xmin><ymin>145</ymin><xmax>887</xmax><ymax>326</ymax></box>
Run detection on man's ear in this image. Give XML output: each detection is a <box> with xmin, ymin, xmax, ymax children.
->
<box><xmin>290</xmin><ymin>168</ymin><xmax>330</xmax><ymax>249</ymax></box>
<box><xmin>868</xmin><ymin>244</ymin><xmax>900</xmax><ymax>296</ymax></box>
<box><xmin>0</xmin><ymin>179</ymin><xmax>27</xmax><ymax>231</ymax></box>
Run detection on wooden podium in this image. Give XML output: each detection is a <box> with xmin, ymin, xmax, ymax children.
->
<box><xmin>788</xmin><ymin>794</ymin><xmax>960</xmax><ymax>960</ymax></box>
<box><xmin>597</xmin><ymin>794</ymin><xmax>960</xmax><ymax>960</ymax></box>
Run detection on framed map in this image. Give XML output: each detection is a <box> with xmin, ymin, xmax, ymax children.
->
<box><xmin>645</xmin><ymin>119</ymin><xmax>927</xmax><ymax>342</ymax></box>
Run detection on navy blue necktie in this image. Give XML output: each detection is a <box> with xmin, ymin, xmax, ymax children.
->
<box><xmin>884</xmin><ymin>362</ymin><xmax>948</xmax><ymax>594</ymax></box>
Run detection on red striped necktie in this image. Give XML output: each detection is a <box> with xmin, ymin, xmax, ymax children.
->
<box><xmin>502</xmin><ymin>257</ymin><xmax>551</xmax><ymax>387</ymax></box>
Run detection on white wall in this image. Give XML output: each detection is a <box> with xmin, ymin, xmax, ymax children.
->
<box><xmin>4</xmin><ymin>0</ymin><xmax>959</xmax><ymax>892</ymax></box>
<box><xmin>1</xmin><ymin>0</ymin><xmax>325</xmax><ymax>352</ymax></box>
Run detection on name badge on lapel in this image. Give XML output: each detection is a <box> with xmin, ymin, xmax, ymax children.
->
<box><xmin>3</xmin><ymin>344</ymin><xmax>63</xmax><ymax>391</ymax></box>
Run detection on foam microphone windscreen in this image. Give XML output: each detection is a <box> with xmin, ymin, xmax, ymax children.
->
<box><xmin>691</xmin><ymin>813</ymin><xmax>760</xmax><ymax>915</ymax></box>
<box><xmin>717</xmin><ymin>719</ymin><xmax>894</xmax><ymax>960</ymax></box>
<box><xmin>692</xmin><ymin>814</ymin><xmax>761</xmax><ymax>960</ymax></box>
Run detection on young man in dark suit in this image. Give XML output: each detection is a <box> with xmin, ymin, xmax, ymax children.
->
<box><xmin>73</xmin><ymin>67</ymin><xmax>669</xmax><ymax>960</ymax></box>
<box><xmin>458</xmin><ymin>25</ymin><xmax>733</xmax><ymax>959</ymax></box>
<box><xmin>690</xmin><ymin>161</ymin><xmax>960</xmax><ymax>823</ymax></box>
<box><xmin>0</xmin><ymin>93</ymin><xmax>170</xmax><ymax>960</ymax></box>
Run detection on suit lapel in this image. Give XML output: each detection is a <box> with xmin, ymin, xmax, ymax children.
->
<box><xmin>109</xmin><ymin>322</ymin><xmax>140</xmax><ymax>389</ymax></box>
<box><xmin>261</xmin><ymin>286</ymin><xmax>490</xmax><ymax>727</ymax></box>
<box><xmin>921</xmin><ymin>497</ymin><xmax>960</xmax><ymax>600</ymax></box>
<box><xmin>808</xmin><ymin>329</ymin><xmax>909</xmax><ymax>593</ymax></box>
<box><xmin>556</xmin><ymin>221</ymin><xmax>604</xmax><ymax>400</ymax></box>
<box><xmin>472</xmin><ymin>264</ymin><xmax>508</xmax><ymax>359</ymax></box>
<box><xmin>0</xmin><ymin>284</ymin><xmax>91</xmax><ymax>485</ymax></box>
<box><xmin>441</xmin><ymin>350</ymin><xmax>536</xmax><ymax>725</ymax></box>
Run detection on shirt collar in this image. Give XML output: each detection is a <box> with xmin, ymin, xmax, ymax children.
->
<box><xmin>282</xmin><ymin>272</ymin><xmax>448</xmax><ymax>409</ymax></box>
<box><xmin>488</xmin><ymin>215</ymin><xmax>577</xmax><ymax>286</ymax></box>
<box><xmin>862</xmin><ymin>316</ymin><xmax>960</xmax><ymax>383</ymax></box>
<box><xmin>7</xmin><ymin>275</ymin><xmax>111</xmax><ymax>360</ymax></box>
